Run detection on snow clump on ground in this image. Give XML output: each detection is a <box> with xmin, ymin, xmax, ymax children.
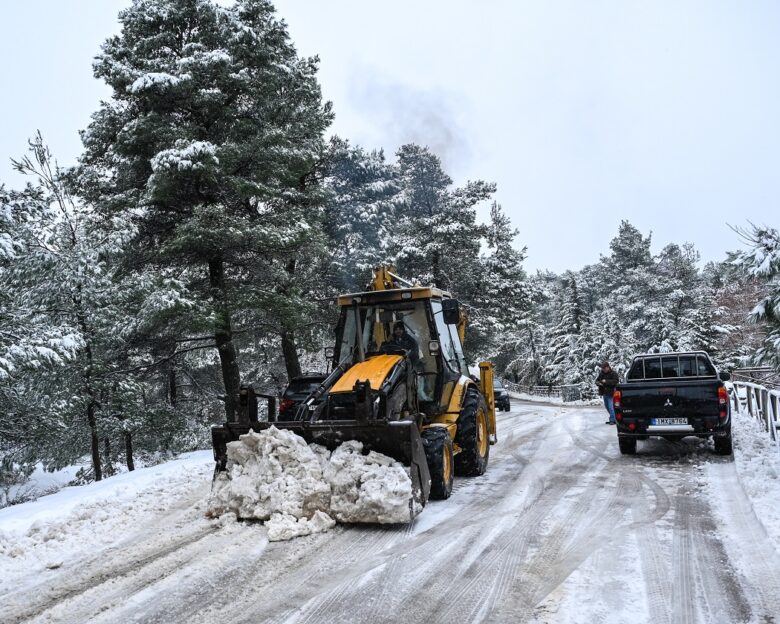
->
<box><xmin>208</xmin><ymin>426</ymin><xmax>413</xmax><ymax>541</ymax></box>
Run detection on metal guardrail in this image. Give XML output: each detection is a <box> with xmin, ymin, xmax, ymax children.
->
<box><xmin>731</xmin><ymin>367</ymin><xmax>780</xmax><ymax>388</ymax></box>
<box><xmin>501</xmin><ymin>380</ymin><xmax>583</xmax><ymax>402</ymax></box>
<box><xmin>731</xmin><ymin>381</ymin><xmax>780</xmax><ymax>448</ymax></box>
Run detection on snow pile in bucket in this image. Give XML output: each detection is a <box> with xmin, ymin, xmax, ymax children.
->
<box><xmin>208</xmin><ymin>427</ymin><xmax>331</xmax><ymax>522</ymax></box>
<box><xmin>320</xmin><ymin>440</ymin><xmax>415</xmax><ymax>524</ymax></box>
<box><xmin>207</xmin><ymin>426</ymin><xmax>413</xmax><ymax>541</ymax></box>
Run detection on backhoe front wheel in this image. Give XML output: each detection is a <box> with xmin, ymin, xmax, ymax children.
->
<box><xmin>422</xmin><ymin>427</ymin><xmax>454</xmax><ymax>500</ymax></box>
<box><xmin>454</xmin><ymin>388</ymin><xmax>490</xmax><ymax>477</ymax></box>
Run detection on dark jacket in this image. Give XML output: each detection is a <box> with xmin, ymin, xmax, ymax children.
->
<box><xmin>596</xmin><ymin>369</ymin><xmax>619</xmax><ymax>396</ymax></box>
<box><xmin>391</xmin><ymin>332</ymin><xmax>419</xmax><ymax>364</ymax></box>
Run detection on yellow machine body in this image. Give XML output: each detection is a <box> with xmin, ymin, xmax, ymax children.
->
<box><xmin>330</xmin><ymin>354</ymin><xmax>403</xmax><ymax>393</ymax></box>
<box><xmin>214</xmin><ymin>265</ymin><xmax>500</xmax><ymax>509</ymax></box>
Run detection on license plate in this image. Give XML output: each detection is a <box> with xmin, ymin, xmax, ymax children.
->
<box><xmin>651</xmin><ymin>417</ymin><xmax>688</xmax><ymax>426</ymax></box>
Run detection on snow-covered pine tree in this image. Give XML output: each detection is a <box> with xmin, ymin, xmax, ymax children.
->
<box><xmin>469</xmin><ymin>202</ymin><xmax>534</xmax><ymax>361</ymax></box>
<box><xmin>653</xmin><ymin>242</ymin><xmax>716</xmax><ymax>353</ymax></box>
<box><xmin>389</xmin><ymin>144</ymin><xmax>494</xmax><ymax>295</ymax></box>
<box><xmin>733</xmin><ymin>225</ymin><xmax>780</xmax><ymax>368</ymax></box>
<box><xmin>322</xmin><ymin>137</ymin><xmax>401</xmax><ymax>293</ymax></box>
<box><xmin>0</xmin><ymin>136</ymin><xmax>148</xmax><ymax>481</ymax></box>
<box><xmin>545</xmin><ymin>273</ymin><xmax>586</xmax><ymax>385</ymax></box>
<box><xmin>75</xmin><ymin>0</ymin><xmax>333</xmax><ymax>417</ymax></box>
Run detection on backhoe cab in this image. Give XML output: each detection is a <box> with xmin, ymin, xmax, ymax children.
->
<box><xmin>211</xmin><ymin>266</ymin><xmax>497</xmax><ymax>511</ymax></box>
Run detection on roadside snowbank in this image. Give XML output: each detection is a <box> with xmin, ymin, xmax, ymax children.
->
<box><xmin>0</xmin><ymin>451</ymin><xmax>214</xmax><ymax>592</ymax></box>
<box><xmin>715</xmin><ymin>407</ymin><xmax>780</xmax><ymax>548</ymax></box>
<box><xmin>207</xmin><ymin>427</ymin><xmax>413</xmax><ymax>540</ymax></box>
<box><xmin>2</xmin><ymin>463</ymin><xmax>82</xmax><ymax>508</ymax></box>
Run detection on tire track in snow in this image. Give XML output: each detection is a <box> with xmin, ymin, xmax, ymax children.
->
<box><xmin>626</xmin><ymin>470</ymin><xmax>672</xmax><ymax>624</ymax></box>
<box><xmin>1</xmin><ymin>521</ymin><xmax>221</xmax><ymax>624</ymax></box>
<box><xmin>417</xmin><ymin>422</ymin><xmax>616</xmax><ymax>622</ymax></box>
<box><xmin>688</xmin><ymin>502</ymin><xmax>752</xmax><ymax>624</ymax></box>
<box><xmin>492</xmin><ymin>464</ymin><xmax>625</xmax><ymax>621</ymax></box>
<box><xmin>247</xmin><ymin>407</ymin><xmax>565</xmax><ymax>624</ymax></box>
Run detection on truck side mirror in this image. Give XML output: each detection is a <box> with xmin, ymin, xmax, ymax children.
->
<box><xmin>428</xmin><ymin>340</ymin><xmax>440</xmax><ymax>355</ymax></box>
<box><xmin>719</xmin><ymin>371</ymin><xmax>731</xmax><ymax>382</ymax></box>
<box><xmin>324</xmin><ymin>346</ymin><xmax>334</xmax><ymax>360</ymax></box>
<box><xmin>442</xmin><ymin>299</ymin><xmax>460</xmax><ymax>325</ymax></box>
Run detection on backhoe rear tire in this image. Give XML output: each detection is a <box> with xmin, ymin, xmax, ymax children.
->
<box><xmin>454</xmin><ymin>388</ymin><xmax>490</xmax><ymax>477</ymax></box>
<box><xmin>422</xmin><ymin>427</ymin><xmax>454</xmax><ymax>500</ymax></box>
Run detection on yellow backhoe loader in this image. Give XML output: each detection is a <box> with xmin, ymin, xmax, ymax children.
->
<box><xmin>211</xmin><ymin>266</ymin><xmax>497</xmax><ymax>509</ymax></box>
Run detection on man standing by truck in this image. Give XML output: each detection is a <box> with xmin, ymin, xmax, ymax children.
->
<box><xmin>596</xmin><ymin>361</ymin><xmax>619</xmax><ymax>424</ymax></box>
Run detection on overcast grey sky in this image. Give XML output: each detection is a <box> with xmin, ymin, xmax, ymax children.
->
<box><xmin>1</xmin><ymin>1</ymin><xmax>778</xmax><ymax>272</ymax></box>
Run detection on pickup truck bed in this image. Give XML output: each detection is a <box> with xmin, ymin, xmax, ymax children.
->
<box><xmin>614</xmin><ymin>352</ymin><xmax>732</xmax><ymax>455</ymax></box>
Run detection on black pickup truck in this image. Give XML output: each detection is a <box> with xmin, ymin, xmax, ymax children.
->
<box><xmin>614</xmin><ymin>351</ymin><xmax>732</xmax><ymax>456</ymax></box>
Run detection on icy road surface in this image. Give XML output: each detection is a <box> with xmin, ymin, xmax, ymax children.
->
<box><xmin>3</xmin><ymin>403</ymin><xmax>780</xmax><ymax>624</ymax></box>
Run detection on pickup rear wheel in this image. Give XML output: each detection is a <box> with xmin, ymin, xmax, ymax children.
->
<box><xmin>618</xmin><ymin>437</ymin><xmax>637</xmax><ymax>455</ymax></box>
<box><xmin>714</xmin><ymin>432</ymin><xmax>733</xmax><ymax>456</ymax></box>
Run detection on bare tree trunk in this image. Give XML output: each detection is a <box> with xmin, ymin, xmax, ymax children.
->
<box><xmin>432</xmin><ymin>249</ymin><xmax>442</xmax><ymax>288</ymax></box>
<box><xmin>208</xmin><ymin>255</ymin><xmax>241</xmax><ymax>421</ymax></box>
<box><xmin>87</xmin><ymin>402</ymin><xmax>102</xmax><ymax>481</ymax></box>
<box><xmin>125</xmin><ymin>432</ymin><xmax>135</xmax><ymax>472</ymax></box>
<box><xmin>280</xmin><ymin>258</ymin><xmax>303</xmax><ymax>380</ymax></box>
<box><xmin>75</xmin><ymin>290</ymin><xmax>102</xmax><ymax>481</ymax></box>
<box><xmin>103</xmin><ymin>437</ymin><xmax>114</xmax><ymax>477</ymax></box>
<box><xmin>281</xmin><ymin>330</ymin><xmax>302</xmax><ymax>380</ymax></box>
<box><xmin>169</xmin><ymin>368</ymin><xmax>177</xmax><ymax>406</ymax></box>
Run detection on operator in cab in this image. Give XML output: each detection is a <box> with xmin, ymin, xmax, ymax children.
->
<box><xmin>390</xmin><ymin>321</ymin><xmax>420</xmax><ymax>365</ymax></box>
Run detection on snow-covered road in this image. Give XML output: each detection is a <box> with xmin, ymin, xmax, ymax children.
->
<box><xmin>3</xmin><ymin>402</ymin><xmax>780</xmax><ymax>624</ymax></box>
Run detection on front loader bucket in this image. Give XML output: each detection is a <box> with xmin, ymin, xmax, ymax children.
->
<box><xmin>211</xmin><ymin>419</ymin><xmax>431</xmax><ymax>509</ymax></box>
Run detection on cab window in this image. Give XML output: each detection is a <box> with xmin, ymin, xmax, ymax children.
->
<box><xmin>679</xmin><ymin>355</ymin><xmax>697</xmax><ymax>376</ymax></box>
<box><xmin>661</xmin><ymin>356</ymin><xmax>680</xmax><ymax>378</ymax></box>
<box><xmin>696</xmin><ymin>356</ymin><xmax>716</xmax><ymax>376</ymax></box>
<box><xmin>431</xmin><ymin>300</ymin><xmax>461</xmax><ymax>374</ymax></box>
<box><xmin>644</xmin><ymin>357</ymin><xmax>662</xmax><ymax>379</ymax></box>
<box><xmin>627</xmin><ymin>359</ymin><xmax>644</xmax><ymax>380</ymax></box>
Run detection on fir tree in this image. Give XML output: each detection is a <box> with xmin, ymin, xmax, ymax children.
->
<box><xmin>75</xmin><ymin>0</ymin><xmax>333</xmax><ymax>418</ymax></box>
<box><xmin>322</xmin><ymin>137</ymin><xmax>400</xmax><ymax>292</ymax></box>
<box><xmin>390</xmin><ymin>144</ymin><xmax>494</xmax><ymax>293</ymax></box>
<box><xmin>734</xmin><ymin>225</ymin><xmax>780</xmax><ymax>368</ymax></box>
<box><xmin>470</xmin><ymin>202</ymin><xmax>534</xmax><ymax>360</ymax></box>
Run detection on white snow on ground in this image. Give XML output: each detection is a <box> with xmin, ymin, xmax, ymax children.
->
<box><xmin>207</xmin><ymin>427</ymin><xmax>414</xmax><ymax>540</ymax></box>
<box><xmin>707</xmin><ymin>406</ymin><xmax>780</xmax><ymax>548</ymax></box>
<box><xmin>508</xmin><ymin>391</ymin><xmax>600</xmax><ymax>406</ymax></box>
<box><xmin>0</xmin><ymin>451</ymin><xmax>213</xmax><ymax>593</ymax></box>
<box><xmin>3</xmin><ymin>463</ymin><xmax>82</xmax><ymax>507</ymax></box>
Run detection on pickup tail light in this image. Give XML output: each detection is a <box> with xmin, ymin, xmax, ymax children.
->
<box><xmin>613</xmin><ymin>389</ymin><xmax>622</xmax><ymax>409</ymax></box>
<box><xmin>718</xmin><ymin>387</ymin><xmax>728</xmax><ymax>419</ymax></box>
